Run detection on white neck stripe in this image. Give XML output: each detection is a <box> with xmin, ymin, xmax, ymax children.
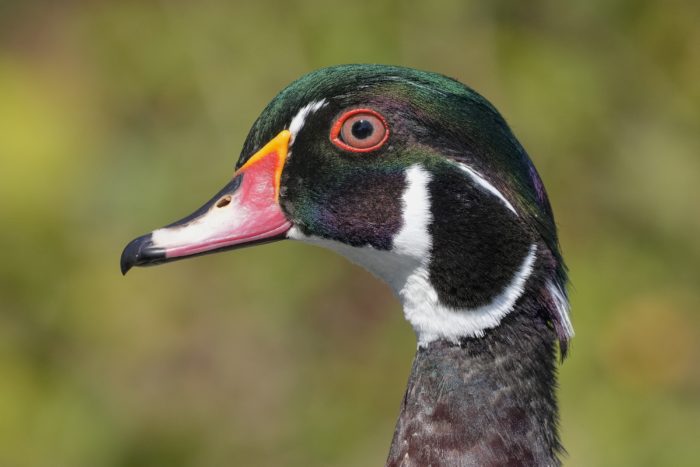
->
<box><xmin>403</xmin><ymin>244</ymin><xmax>537</xmax><ymax>346</ymax></box>
<box><xmin>456</xmin><ymin>162</ymin><xmax>518</xmax><ymax>215</ymax></box>
<box><xmin>546</xmin><ymin>279</ymin><xmax>574</xmax><ymax>339</ymax></box>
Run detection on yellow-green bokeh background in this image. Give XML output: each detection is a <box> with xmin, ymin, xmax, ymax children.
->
<box><xmin>1</xmin><ymin>1</ymin><xmax>699</xmax><ymax>466</ymax></box>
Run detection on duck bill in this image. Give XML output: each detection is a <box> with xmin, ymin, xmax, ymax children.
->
<box><xmin>120</xmin><ymin>130</ymin><xmax>293</xmax><ymax>274</ymax></box>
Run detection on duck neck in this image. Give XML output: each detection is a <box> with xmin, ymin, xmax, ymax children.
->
<box><xmin>386</xmin><ymin>307</ymin><xmax>563</xmax><ymax>467</ymax></box>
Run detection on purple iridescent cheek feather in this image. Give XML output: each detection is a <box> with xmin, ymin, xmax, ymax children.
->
<box><xmin>122</xmin><ymin>64</ymin><xmax>572</xmax><ymax>466</ymax></box>
<box><xmin>529</xmin><ymin>161</ymin><xmax>548</xmax><ymax>206</ymax></box>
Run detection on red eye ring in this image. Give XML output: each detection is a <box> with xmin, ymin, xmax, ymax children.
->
<box><xmin>330</xmin><ymin>108</ymin><xmax>389</xmax><ymax>153</ymax></box>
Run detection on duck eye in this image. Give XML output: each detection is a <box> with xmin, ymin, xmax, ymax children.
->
<box><xmin>331</xmin><ymin>109</ymin><xmax>389</xmax><ymax>152</ymax></box>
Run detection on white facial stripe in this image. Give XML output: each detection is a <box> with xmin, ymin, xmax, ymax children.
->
<box><xmin>393</xmin><ymin>165</ymin><xmax>433</xmax><ymax>259</ymax></box>
<box><xmin>289</xmin><ymin>99</ymin><xmax>327</xmax><ymax>144</ymax></box>
<box><xmin>456</xmin><ymin>162</ymin><xmax>518</xmax><ymax>215</ymax></box>
<box><xmin>287</xmin><ymin>165</ymin><xmax>433</xmax><ymax>293</ymax></box>
<box><xmin>288</xmin><ymin>163</ymin><xmax>535</xmax><ymax>346</ymax></box>
<box><xmin>546</xmin><ymin>279</ymin><xmax>574</xmax><ymax>339</ymax></box>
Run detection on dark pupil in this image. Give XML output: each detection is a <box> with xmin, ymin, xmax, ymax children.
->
<box><xmin>351</xmin><ymin>120</ymin><xmax>374</xmax><ymax>139</ymax></box>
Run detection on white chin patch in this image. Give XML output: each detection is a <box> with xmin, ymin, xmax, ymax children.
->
<box><xmin>288</xmin><ymin>164</ymin><xmax>536</xmax><ymax>347</ymax></box>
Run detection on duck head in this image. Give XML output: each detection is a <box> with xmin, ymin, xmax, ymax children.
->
<box><xmin>121</xmin><ymin>65</ymin><xmax>572</xmax><ymax>351</ymax></box>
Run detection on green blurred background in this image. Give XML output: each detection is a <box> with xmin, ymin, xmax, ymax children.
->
<box><xmin>1</xmin><ymin>1</ymin><xmax>698</xmax><ymax>466</ymax></box>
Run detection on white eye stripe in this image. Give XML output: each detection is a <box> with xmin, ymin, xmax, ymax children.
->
<box><xmin>288</xmin><ymin>99</ymin><xmax>327</xmax><ymax>144</ymax></box>
<box><xmin>456</xmin><ymin>162</ymin><xmax>518</xmax><ymax>216</ymax></box>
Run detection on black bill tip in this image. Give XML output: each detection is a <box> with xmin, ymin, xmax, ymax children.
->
<box><xmin>120</xmin><ymin>233</ymin><xmax>166</xmax><ymax>275</ymax></box>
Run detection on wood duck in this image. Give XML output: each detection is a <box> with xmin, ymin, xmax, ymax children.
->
<box><xmin>121</xmin><ymin>64</ymin><xmax>573</xmax><ymax>466</ymax></box>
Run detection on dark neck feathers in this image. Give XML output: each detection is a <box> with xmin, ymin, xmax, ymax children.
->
<box><xmin>386</xmin><ymin>299</ymin><xmax>562</xmax><ymax>467</ymax></box>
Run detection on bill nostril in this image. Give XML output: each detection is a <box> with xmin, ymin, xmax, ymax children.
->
<box><xmin>216</xmin><ymin>195</ymin><xmax>232</xmax><ymax>208</ymax></box>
